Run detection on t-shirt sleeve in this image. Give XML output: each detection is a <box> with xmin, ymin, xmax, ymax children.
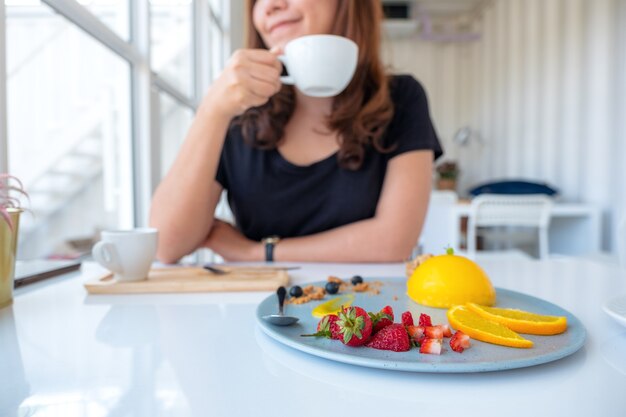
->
<box><xmin>383</xmin><ymin>75</ymin><xmax>443</xmax><ymax>161</ymax></box>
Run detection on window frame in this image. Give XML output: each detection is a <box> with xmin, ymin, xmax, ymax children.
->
<box><xmin>0</xmin><ymin>0</ymin><xmax>229</xmax><ymax>228</ymax></box>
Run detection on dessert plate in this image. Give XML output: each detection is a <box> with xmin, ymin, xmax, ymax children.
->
<box><xmin>603</xmin><ymin>294</ymin><xmax>626</xmax><ymax>328</ymax></box>
<box><xmin>256</xmin><ymin>278</ymin><xmax>586</xmax><ymax>373</ymax></box>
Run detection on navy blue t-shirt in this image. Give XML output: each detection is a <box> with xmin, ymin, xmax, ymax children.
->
<box><xmin>216</xmin><ymin>75</ymin><xmax>442</xmax><ymax>241</ymax></box>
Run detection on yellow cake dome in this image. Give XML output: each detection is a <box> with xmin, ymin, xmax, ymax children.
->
<box><xmin>407</xmin><ymin>249</ymin><xmax>496</xmax><ymax>308</ymax></box>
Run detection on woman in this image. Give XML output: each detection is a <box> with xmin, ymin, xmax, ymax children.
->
<box><xmin>150</xmin><ymin>0</ymin><xmax>442</xmax><ymax>263</ymax></box>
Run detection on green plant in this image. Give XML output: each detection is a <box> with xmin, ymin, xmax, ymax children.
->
<box><xmin>0</xmin><ymin>174</ymin><xmax>28</xmax><ymax>229</ymax></box>
<box><xmin>436</xmin><ymin>161</ymin><xmax>459</xmax><ymax>181</ymax></box>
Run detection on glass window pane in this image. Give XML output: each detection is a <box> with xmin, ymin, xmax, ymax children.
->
<box><xmin>6</xmin><ymin>0</ymin><xmax>130</xmax><ymax>40</ymax></box>
<box><xmin>151</xmin><ymin>0</ymin><xmax>193</xmax><ymax>97</ymax></box>
<box><xmin>158</xmin><ymin>92</ymin><xmax>193</xmax><ymax>178</ymax></box>
<box><xmin>80</xmin><ymin>0</ymin><xmax>130</xmax><ymax>41</ymax></box>
<box><xmin>6</xmin><ymin>2</ymin><xmax>133</xmax><ymax>259</ymax></box>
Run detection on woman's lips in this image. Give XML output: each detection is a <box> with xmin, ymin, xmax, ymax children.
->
<box><xmin>269</xmin><ymin>19</ymin><xmax>300</xmax><ymax>34</ymax></box>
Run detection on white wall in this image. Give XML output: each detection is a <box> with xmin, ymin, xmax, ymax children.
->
<box><xmin>383</xmin><ymin>0</ymin><xmax>626</xmax><ymax>252</ymax></box>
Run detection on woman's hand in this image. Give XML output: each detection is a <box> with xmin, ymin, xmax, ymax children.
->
<box><xmin>202</xmin><ymin>49</ymin><xmax>283</xmax><ymax>119</ymax></box>
<box><xmin>202</xmin><ymin>219</ymin><xmax>263</xmax><ymax>262</ymax></box>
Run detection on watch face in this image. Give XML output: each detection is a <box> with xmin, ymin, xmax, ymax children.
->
<box><xmin>264</xmin><ymin>236</ymin><xmax>280</xmax><ymax>245</ymax></box>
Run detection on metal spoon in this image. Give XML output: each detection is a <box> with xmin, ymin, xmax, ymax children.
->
<box><xmin>262</xmin><ymin>286</ymin><xmax>299</xmax><ymax>326</ymax></box>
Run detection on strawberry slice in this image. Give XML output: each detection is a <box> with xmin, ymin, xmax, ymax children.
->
<box><xmin>419</xmin><ymin>338</ymin><xmax>442</xmax><ymax>355</ymax></box>
<box><xmin>401</xmin><ymin>311</ymin><xmax>414</xmax><ymax>327</ymax></box>
<box><xmin>438</xmin><ymin>324</ymin><xmax>453</xmax><ymax>338</ymax></box>
<box><xmin>450</xmin><ymin>330</ymin><xmax>471</xmax><ymax>353</ymax></box>
<box><xmin>365</xmin><ymin>323</ymin><xmax>410</xmax><ymax>352</ymax></box>
<box><xmin>406</xmin><ymin>325</ymin><xmax>425</xmax><ymax>344</ymax></box>
<box><xmin>337</xmin><ymin>306</ymin><xmax>373</xmax><ymax>346</ymax></box>
<box><xmin>424</xmin><ymin>326</ymin><xmax>444</xmax><ymax>339</ymax></box>
<box><xmin>418</xmin><ymin>313</ymin><xmax>432</xmax><ymax>327</ymax></box>
<box><xmin>369</xmin><ymin>305</ymin><xmax>394</xmax><ymax>334</ymax></box>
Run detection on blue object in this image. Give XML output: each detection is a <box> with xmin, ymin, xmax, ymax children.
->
<box><xmin>469</xmin><ymin>180</ymin><xmax>558</xmax><ymax>197</ymax></box>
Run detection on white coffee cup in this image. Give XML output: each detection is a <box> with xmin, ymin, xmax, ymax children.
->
<box><xmin>278</xmin><ymin>34</ymin><xmax>358</xmax><ymax>98</ymax></box>
<box><xmin>92</xmin><ymin>228</ymin><xmax>158</xmax><ymax>282</ymax></box>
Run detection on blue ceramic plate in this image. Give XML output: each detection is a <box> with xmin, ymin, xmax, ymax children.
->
<box><xmin>256</xmin><ymin>278</ymin><xmax>586</xmax><ymax>373</ymax></box>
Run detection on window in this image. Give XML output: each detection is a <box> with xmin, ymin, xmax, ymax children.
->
<box><xmin>1</xmin><ymin>0</ymin><xmax>232</xmax><ymax>260</ymax></box>
<box><xmin>6</xmin><ymin>2</ymin><xmax>132</xmax><ymax>259</ymax></box>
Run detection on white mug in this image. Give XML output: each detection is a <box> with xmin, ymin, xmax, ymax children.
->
<box><xmin>92</xmin><ymin>228</ymin><xmax>158</xmax><ymax>282</ymax></box>
<box><xmin>278</xmin><ymin>34</ymin><xmax>359</xmax><ymax>98</ymax></box>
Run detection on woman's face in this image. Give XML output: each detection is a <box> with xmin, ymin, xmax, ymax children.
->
<box><xmin>252</xmin><ymin>0</ymin><xmax>339</xmax><ymax>49</ymax></box>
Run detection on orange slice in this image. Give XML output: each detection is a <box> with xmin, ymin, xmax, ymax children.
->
<box><xmin>447</xmin><ymin>305</ymin><xmax>533</xmax><ymax>348</ymax></box>
<box><xmin>466</xmin><ymin>303</ymin><xmax>567</xmax><ymax>335</ymax></box>
<box><xmin>311</xmin><ymin>294</ymin><xmax>355</xmax><ymax>318</ymax></box>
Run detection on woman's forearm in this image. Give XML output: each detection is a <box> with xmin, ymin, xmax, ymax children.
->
<box><xmin>271</xmin><ymin>216</ymin><xmax>420</xmax><ymax>263</ymax></box>
<box><xmin>149</xmin><ymin>102</ymin><xmax>230</xmax><ymax>263</ymax></box>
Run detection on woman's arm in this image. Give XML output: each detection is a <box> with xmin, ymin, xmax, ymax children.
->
<box><xmin>204</xmin><ymin>150</ymin><xmax>433</xmax><ymax>262</ymax></box>
<box><xmin>150</xmin><ymin>49</ymin><xmax>282</xmax><ymax>263</ymax></box>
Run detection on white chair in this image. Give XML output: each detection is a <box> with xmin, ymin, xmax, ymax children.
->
<box><xmin>418</xmin><ymin>190</ymin><xmax>460</xmax><ymax>256</ymax></box>
<box><xmin>467</xmin><ymin>194</ymin><xmax>553</xmax><ymax>259</ymax></box>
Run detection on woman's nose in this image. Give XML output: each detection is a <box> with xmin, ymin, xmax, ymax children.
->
<box><xmin>259</xmin><ymin>0</ymin><xmax>288</xmax><ymax>15</ymax></box>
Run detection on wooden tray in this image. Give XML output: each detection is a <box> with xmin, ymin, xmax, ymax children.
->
<box><xmin>84</xmin><ymin>267</ymin><xmax>289</xmax><ymax>294</ymax></box>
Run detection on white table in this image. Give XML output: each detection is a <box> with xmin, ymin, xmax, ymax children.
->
<box><xmin>422</xmin><ymin>201</ymin><xmax>602</xmax><ymax>256</ymax></box>
<box><xmin>2</xmin><ymin>258</ymin><xmax>626</xmax><ymax>416</ymax></box>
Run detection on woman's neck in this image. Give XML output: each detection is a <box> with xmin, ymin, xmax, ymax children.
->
<box><xmin>293</xmin><ymin>90</ymin><xmax>334</xmax><ymax>120</ymax></box>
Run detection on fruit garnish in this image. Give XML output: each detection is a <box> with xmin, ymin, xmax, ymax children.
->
<box><xmin>337</xmin><ymin>306</ymin><xmax>372</xmax><ymax>346</ymax></box>
<box><xmin>419</xmin><ymin>338</ymin><xmax>442</xmax><ymax>355</ymax></box>
<box><xmin>418</xmin><ymin>313</ymin><xmax>432</xmax><ymax>327</ymax></box>
<box><xmin>407</xmin><ymin>249</ymin><xmax>496</xmax><ymax>308</ymax></box>
<box><xmin>447</xmin><ymin>305</ymin><xmax>533</xmax><ymax>348</ymax></box>
<box><xmin>350</xmin><ymin>275</ymin><xmax>364</xmax><ymax>285</ymax></box>
<box><xmin>466</xmin><ymin>303</ymin><xmax>567</xmax><ymax>335</ymax></box>
<box><xmin>369</xmin><ymin>305</ymin><xmax>394</xmax><ymax>333</ymax></box>
<box><xmin>289</xmin><ymin>285</ymin><xmax>303</xmax><ymax>297</ymax></box>
<box><xmin>325</xmin><ymin>281</ymin><xmax>340</xmax><ymax>294</ymax></box>
<box><xmin>311</xmin><ymin>294</ymin><xmax>355</xmax><ymax>318</ymax></box>
<box><xmin>302</xmin><ymin>314</ymin><xmax>342</xmax><ymax>340</ymax></box>
<box><xmin>449</xmin><ymin>331</ymin><xmax>471</xmax><ymax>353</ymax></box>
<box><xmin>365</xmin><ymin>323</ymin><xmax>410</xmax><ymax>352</ymax></box>
<box><xmin>401</xmin><ymin>311</ymin><xmax>414</xmax><ymax>326</ymax></box>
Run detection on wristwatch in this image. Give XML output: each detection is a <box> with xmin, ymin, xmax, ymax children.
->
<box><xmin>262</xmin><ymin>236</ymin><xmax>281</xmax><ymax>262</ymax></box>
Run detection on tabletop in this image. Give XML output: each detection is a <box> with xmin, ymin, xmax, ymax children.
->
<box><xmin>2</xmin><ymin>256</ymin><xmax>626</xmax><ymax>416</ymax></box>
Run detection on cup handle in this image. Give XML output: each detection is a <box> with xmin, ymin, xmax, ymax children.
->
<box><xmin>92</xmin><ymin>241</ymin><xmax>123</xmax><ymax>274</ymax></box>
<box><xmin>277</xmin><ymin>55</ymin><xmax>295</xmax><ymax>85</ymax></box>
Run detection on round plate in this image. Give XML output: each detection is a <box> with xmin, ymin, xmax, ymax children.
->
<box><xmin>603</xmin><ymin>294</ymin><xmax>626</xmax><ymax>328</ymax></box>
<box><xmin>256</xmin><ymin>278</ymin><xmax>586</xmax><ymax>373</ymax></box>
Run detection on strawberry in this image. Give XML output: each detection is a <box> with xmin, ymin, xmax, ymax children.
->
<box><xmin>450</xmin><ymin>331</ymin><xmax>471</xmax><ymax>353</ymax></box>
<box><xmin>401</xmin><ymin>311</ymin><xmax>414</xmax><ymax>327</ymax></box>
<box><xmin>418</xmin><ymin>313</ymin><xmax>432</xmax><ymax>327</ymax></box>
<box><xmin>406</xmin><ymin>325</ymin><xmax>425</xmax><ymax>344</ymax></box>
<box><xmin>424</xmin><ymin>326</ymin><xmax>444</xmax><ymax>339</ymax></box>
<box><xmin>419</xmin><ymin>338</ymin><xmax>442</xmax><ymax>355</ymax></box>
<box><xmin>365</xmin><ymin>323</ymin><xmax>410</xmax><ymax>352</ymax></box>
<box><xmin>301</xmin><ymin>314</ymin><xmax>341</xmax><ymax>340</ymax></box>
<box><xmin>369</xmin><ymin>305</ymin><xmax>394</xmax><ymax>334</ymax></box>
<box><xmin>438</xmin><ymin>324</ymin><xmax>452</xmax><ymax>338</ymax></box>
<box><xmin>337</xmin><ymin>306</ymin><xmax>372</xmax><ymax>346</ymax></box>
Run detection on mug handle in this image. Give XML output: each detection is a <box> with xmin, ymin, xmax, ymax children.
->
<box><xmin>277</xmin><ymin>55</ymin><xmax>295</xmax><ymax>85</ymax></box>
<box><xmin>92</xmin><ymin>241</ymin><xmax>123</xmax><ymax>274</ymax></box>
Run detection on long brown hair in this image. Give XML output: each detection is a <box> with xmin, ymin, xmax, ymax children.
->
<box><xmin>240</xmin><ymin>0</ymin><xmax>394</xmax><ymax>170</ymax></box>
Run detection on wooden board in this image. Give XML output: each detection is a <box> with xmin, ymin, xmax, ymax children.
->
<box><xmin>84</xmin><ymin>267</ymin><xmax>289</xmax><ymax>294</ymax></box>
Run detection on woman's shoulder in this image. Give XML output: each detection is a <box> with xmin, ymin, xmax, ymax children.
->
<box><xmin>388</xmin><ymin>74</ymin><xmax>428</xmax><ymax>105</ymax></box>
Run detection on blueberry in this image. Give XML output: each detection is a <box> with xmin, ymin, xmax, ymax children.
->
<box><xmin>325</xmin><ymin>281</ymin><xmax>340</xmax><ymax>294</ymax></box>
<box><xmin>351</xmin><ymin>275</ymin><xmax>364</xmax><ymax>285</ymax></box>
<box><xmin>289</xmin><ymin>285</ymin><xmax>303</xmax><ymax>298</ymax></box>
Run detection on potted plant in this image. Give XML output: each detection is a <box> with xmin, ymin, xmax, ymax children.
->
<box><xmin>435</xmin><ymin>161</ymin><xmax>460</xmax><ymax>191</ymax></box>
<box><xmin>1</xmin><ymin>174</ymin><xmax>27</xmax><ymax>308</ymax></box>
